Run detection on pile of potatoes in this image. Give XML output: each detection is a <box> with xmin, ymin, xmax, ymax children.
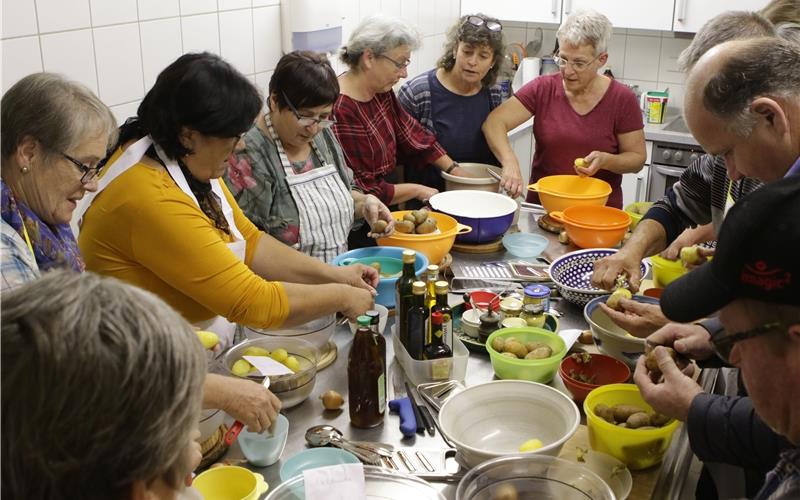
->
<box><xmin>230</xmin><ymin>346</ymin><xmax>301</xmax><ymax>377</ymax></box>
<box><xmin>490</xmin><ymin>336</ymin><xmax>554</xmax><ymax>360</ymax></box>
<box><xmin>395</xmin><ymin>209</ymin><xmax>438</xmax><ymax>234</ymax></box>
<box><xmin>594</xmin><ymin>403</ymin><xmax>671</xmax><ymax>429</ymax></box>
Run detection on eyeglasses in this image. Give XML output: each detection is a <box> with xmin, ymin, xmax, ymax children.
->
<box><xmin>378</xmin><ymin>54</ymin><xmax>411</xmax><ymax>70</ymax></box>
<box><xmin>463</xmin><ymin>15</ymin><xmax>502</xmax><ymax>32</ymax></box>
<box><xmin>62</xmin><ymin>152</ymin><xmax>107</xmax><ymax>184</ymax></box>
<box><xmin>711</xmin><ymin>321</ymin><xmax>782</xmax><ymax>363</ymax></box>
<box><xmin>281</xmin><ymin>91</ymin><xmax>336</xmax><ymax>129</ymax></box>
<box><xmin>553</xmin><ymin>52</ymin><xmax>602</xmax><ymax>72</ymax></box>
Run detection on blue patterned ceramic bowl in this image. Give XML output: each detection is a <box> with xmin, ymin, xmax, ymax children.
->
<box><xmin>548</xmin><ymin>249</ymin><xmax>650</xmax><ymax>307</ymax></box>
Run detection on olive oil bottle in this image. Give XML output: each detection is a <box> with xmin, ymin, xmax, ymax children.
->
<box><xmin>395</xmin><ymin>250</ymin><xmax>417</xmax><ymax>349</ymax></box>
<box><xmin>424</xmin><ymin>311</ymin><xmax>453</xmax><ymax>380</ymax></box>
<box><xmin>430</xmin><ymin>281</ymin><xmax>453</xmax><ymax>348</ymax></box>
<box><xmin>406</xmin><ymin>281</ymin><xmax>428</xmax><ymax>360</ymax></box>
<box><xmin>425</xmin><ymin>264</ymin><xmax>439</xmax><ymax>310</ymax></box>
<box><xmin>348</xmin><ymin>315</ymin><xmax>386</xmax><ymax>428</ymax></box>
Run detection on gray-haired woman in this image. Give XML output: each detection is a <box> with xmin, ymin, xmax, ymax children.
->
<box><xmin>1</xmin><ymin>270</ymin><xmax>206</xmax><ymax>499</ymax></box>
<box><xmin>1</xmin><ymin>72</ymin><xmax>117</xmax><ymax>291</ymax></box>
<box><xmin>398</xmin><ymin>13</ymin><xmax>506</xmax><ymax>193</ymax></box>
<box><xmin>333</xmin><ymin>15</ymin><xmax>468</xmax><ymax>224</ymax></box>
<box><xmin>483</xmin><ymin>9</ymin><xmax>646</xmax><ymax>205</ymax></box>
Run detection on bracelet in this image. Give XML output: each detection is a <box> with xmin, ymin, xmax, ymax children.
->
<box><xmin>445</xmin><ymin>162</ymin><xmax>458</xmax><ymax>174</ymax></box>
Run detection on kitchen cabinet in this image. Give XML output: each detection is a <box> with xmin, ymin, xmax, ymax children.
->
<box><xmin>673</xmin><ymin>0</ymin><xmax>765</xmax><ymax>32</ymax></box>
<box><xmin>460</xmin><ymin>0</ymin><xmax>562</xmax><ymax>25</ymax></box>
<box><xmin>564</xmin><ymin>0</ymin><xmax>674</xmax><ymax>31</ymax></box>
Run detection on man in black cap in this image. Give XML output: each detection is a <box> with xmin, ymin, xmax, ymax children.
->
<box><xmin>635</xmin><ymin>176</ymin><xmax>800</xmax><ymax>500</ymax></box>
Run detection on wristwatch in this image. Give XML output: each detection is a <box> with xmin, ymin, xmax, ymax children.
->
<box><xmin>444</xmin><ymin>162</ymin><xmax>458</xmax><ymax>174</ymax></box>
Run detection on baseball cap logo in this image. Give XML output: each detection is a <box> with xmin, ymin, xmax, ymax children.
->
<box><xmin>740</xmin><ymin>260</ymin><xmax>792</xmax><ymax>291</ymax></box>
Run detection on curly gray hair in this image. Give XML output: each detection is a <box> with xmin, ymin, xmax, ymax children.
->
<box><xmin>340</xmin><ymin>14</ymin><xmax>421</xmax><ymax>69</ymax></box>
<box><xmin>557</xmin><ymin>9</ymin><xmax>613</xmax><ymax>56</ymax></box>
<box><xmin>1</xmin><ymin>270</ymin><xmax>207</xmax><ymax>499</ymax></box>
<box><xmin>437</xmin><ymin>13</ymin><xmax>507</xmax><ymax>88</ymax></box>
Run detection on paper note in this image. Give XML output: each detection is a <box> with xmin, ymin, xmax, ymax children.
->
<box><xmin>303</xmin><ymin>464</ymin><xmax>366</xmax><ymax>500</ymax></box>
<box><xmin>558</xmin><ymin>329</ymin><xmax>583</xmax><ymax>351</ymax></box>
<box><xmin>243</xmin><ymin>355</ymin><xmax>294</xmax><ymax>377</ymax></box>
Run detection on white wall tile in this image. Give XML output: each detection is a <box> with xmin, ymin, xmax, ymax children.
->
<box><xmin>623</xmin><ymin>35</ymin><xmax>661</xmax><ymax>81</ymax></box>
<box><xmin>603</xmin><ymin>33</ymin><xmax>626</xmax><ymax>78</ymax></box>
<box><xmin>399</xmin><ymin>0</ymin><xmax>418</xmax><ymax>29</ymax></box>
<box><xmin>219</xmin><ymin>9</ymin><xmax>254</xmax><ymax>74</ymax></box>
<box><xmin>1</xmin><ymin>37</ymin><xmax>43</xmax><ymax>91</ymax></box>
<box><xmin>219</xmin><ymin>0</ymin><xmax>252</xmax><ymax>11</ymax></box>
<box><xmin>417</xmin><ymin>2</ymin><xmax>436</xmax><ymax>37</ymax></box>
<box><xmin>40</xmin><ymin>30</ymin><xmax>98</xmax><ymax>93</ymax></box>
<box><xmin>340</xmin><ymin>0</ymin><xmax>360</xmax><ymax>44</ymax></box>
<box><xmin>658</xmin><ymin>82</ymin><xmax>684</xmax><ymax>110</ymax></box>
<box><xmin>2</xmin><ymin>0</ymin><xmax>39</xmax><ymax>38</ymax></box>
<box><xmin>253</xmin><ymin>0</ymin><xmax>279</xmax><ymax>6</ymax></box>
<box><xmin>36</xmin><ymin>0</ymin><xmax>92</xmax><ymax>33</ymax></box>
<box><xmin>358</xmin><ymin>0</ymin><xmax>380</xmax><ymax>20</ymax></box>
<box><xmin>433</xmin><ymin>0</ymin><xmax>455</xmax><ymax>35</ymax></box>
<box><xmin>182</xmin><ymin>13</ymin><xmax>220</xmax><ymax>54</ymax></box>
<box><xmin>180</xmin><ymin>0</ymin><xmax>217</xmax><ymax>16</ymax></box>
<box><xmin>378</xmin><ymin>0</ymin><xmax>401</xmax><ymax>19</ymax></box>
<box><xmin>138</xmin><ymin>0</ymin><xmax>180</xmax><ymax>20</ymax></box>
<box><xmin>253</xmin><ymin>6</ymin><xmax>281</xmax><ymax>73</ymax></box>
<box><xmin>658</xmin><ymin>36</ymin><xmax>690</xmax><ymax>84</ymax></box>
<box><xmin>93</xmin><ymin>23</ymin><xmax>144</xmax><ymax>104</ymax></box>
<box><xmin>627</xmin><ymin>28</ymin><xmax>661</xmax><ymax>37</ymax></box>
<box><xmin>140</xmin><ymin>18</ymin><xmax>183</xmax><ymax>89</ymax></box>
<box><xmin>90</xmin><ymin>0</ymin><xmax>138</xmax><ymax>26</ymax></box>
<box><xmin>254</xmin><ymin>70</ymin><xmax>272</xmax><ymax>94</ymax></box>
<box><xmin>418</xmin><ymin>33</ymin><xmax>444</xmax><ymax>72</ymax></box>
<box><xmin>110</xmin><ymin>100</ymin><xmax>140</xmax><ymax>125</ymax></box>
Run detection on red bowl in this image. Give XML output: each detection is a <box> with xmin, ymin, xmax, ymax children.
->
<box><xmin>559</xmin><ymin>353</ymin><xmax>631</xmax><ymax>403</ymax></box>
<box><xmin>465</xmin><ymin>290</ymin><xmax>500</xmax><ymax>313</ymax></box>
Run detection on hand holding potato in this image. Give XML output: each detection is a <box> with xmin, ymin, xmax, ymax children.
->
<box><xmin>362</xmin><ymin>194</ymin><xmax>395</xmax><ymax>238</ymax></box>
<box><xmin>591</xmin><ymin>248</ymin><xmax>645</xmax><ymax>292</ymax></box>
<box><xmin>646</xmin><ymin>323</ymin><xmax>714</xmax><ymax>361</ymax></box>
<box><xmin>574</xmin><ymin>151</ymin><xmax>607</xmax><ymax>177</ymax></box>
<box><xmin>500</xmin><ymin>165</ymin><xmax>523</xmax><ymax>198</ymax></box>
<box><xmin>633</xmin><ymin>347</ymin><xmax>702</xmax><ymax>422</ymax></box>
<box><xmin>598</xmin><ymin>299</ymin><xmax>669</xmax><ymax>338</ymax></box>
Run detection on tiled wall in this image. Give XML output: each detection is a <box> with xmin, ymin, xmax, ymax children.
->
<box><xmin>500</xmin><ymin>21</ymin><xmax>692</xmax><ymax>111</ymax></box>
<box><xmin>1</xmin><ymin>0</ymin><xmax>459</xmax><ymax>124</ymax></box>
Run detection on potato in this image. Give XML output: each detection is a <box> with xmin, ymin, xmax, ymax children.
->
<box><xmin>579</xmin><ymin>330</ymin><xmax>594</xmax><ymax>345</ymax></box>
<box><xmin>651</xmin><ymin>413</ymin><xmax>671</xmax><ymax>427</ymax></box>
<box><xmin>371</xmin><ymin>219</ymin><xmax>388</xmax><ymax>233</ymax></box>
<box><xmin>626</xmin><ymin>412</ymin><xmax>651</xmax><ymax>429</ymax></box>
<box><xmin>501</xmin><ymin>352</ymin><xmax>518</xmax><ymax>359</ymax></box>
<box><xmin>243</xmin><ymin>346</ymin><xmax>270</xmax><ymax>357</ymax></box>
<box><xmin>525</xmin><ymin>346</ymin><xmax>553</xmax><ymax>359</ymax></box>
<box><xmin>411</xmin><ymin>209</ymin><xmax>429</xmax><ymax>225</ymax></box>
<box><xmin>415</xmin><ymin>218</ymin><xmax>437</xmax><ymax>234</ymax></box>
<box><xmin>525</xmin><ymin>341</ymin><xmax>546</xmax><ymax>353</ymax></box>
<box><xmin>606</xmin><ymin>288</ymin><xmax>632</xmax><ymax>311</ymax></box>
<box><xmin>574</xmin><ymin>158</ymin><xmax>587</xmax><ymax>168</ymax></box>
<box><xmin>369</xmin><ymin>262</ymin><xmax>382</xmax><ymax>274</ymax></box>
<box><xmin>613</xmin><ymin>404</ymin><xmax>645</xmax><ymax>423</ymax></box>
<box><xmin>490</xmin><ymin>337</ymin><xmax>506</xmax><ymax>352</ymax></box>
<box><xmin>645</xmin><ymin>346</ymin><xmax>683</xmax><ymax>374</ymax></box>
<box><xmin>503</xmin><ymin>340</ymin><xmax>528</xmax><ymax>359</ymax></box>
<box><xmin>491</xmin><ymin>483</ymin><xmax>518</xmax><ymax>500</ymax></box>
<box><xmin>680</xmin><ymin>245</ymin><xmax>704</xmax><ymax>265</ymax></box>
<box><xmin>594</xmin><ymin>403</ymin><xmax>616</xmax><ymax>424</ymax></box>
<box><xmin>231</xmin><ymin>359</ymin><xmax>252</xmax><ymax>378</ymax></box>
<box><xmin>395</xmin><ymin>220</ymin><xmax>415</xmax><ymax>234</ymax></box>
<box><xmin>403</xmin><ymin>213</ymin><xmax>417</xmax><ymax>223</ymax></box>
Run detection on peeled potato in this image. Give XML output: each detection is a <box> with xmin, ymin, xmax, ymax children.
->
<box><xmin>519</xmin><ymin>438</ymin><xmax>543</xmax><ymax>452</ymax></box>
<box><xmin>680</xmin><ymin>246</ymin><xmax>704</xmax><ymax>265</ymax></box>
<box><xmin>607</xmin><ymin>288</ymin><xmax>632</xmax><ymax>311</ymax></box>
<box><xmin>574</xmin><ymin>158</ymin><xmax>587</xmax><ymax>168</ymax></box>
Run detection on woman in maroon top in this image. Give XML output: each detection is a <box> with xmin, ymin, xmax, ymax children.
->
<box><xmin>482</xmin><ymin>9</ymin><xmax>646</xmax><ymax>207</ymax></box>
<box><xmin>333</xmin><ymin>15</ymin><xmax>468</xmax><ymax>209</ymax></box>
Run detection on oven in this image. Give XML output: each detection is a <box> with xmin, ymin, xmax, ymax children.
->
<box><xmin>647</xmin><ymin>141</ymin><xmax>705</xmax><ymax>202</ymax></box>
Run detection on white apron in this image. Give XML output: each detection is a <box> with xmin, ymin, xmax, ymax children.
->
<box><xmin>264</xmin><ymin>113</ymin><xmax>353</xmax><ymax>263</ymax></box>
<box><xmin>74</xmin><ymin>135</ymin><xmax>244</xmax><ymax>348</ymax></box>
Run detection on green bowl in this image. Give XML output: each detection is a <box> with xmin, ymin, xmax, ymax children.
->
<box><xmin>485</xmin><ymin>327</ymin><xmax>567</xmax><ymax>383</ymax></box>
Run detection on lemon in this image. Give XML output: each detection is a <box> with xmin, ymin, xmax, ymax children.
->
<box><xmin>269</xmin><ymin>348</ymin><xmax>288</xmax><ymax>363</ymax></box>
<box><xmin>519</xmin><ymin>438</ymin><xmax>543</xmax><ymax>452</ymax></box>
<box><xmin>284</xmin><ymin>355</ymin><xmax>301</xmax><ymax>373</ymax></box>
<box><xmin>196</xmin><ymin>330</ymin><xmax>220</xmax><ymax>350</ymax></box>
<box><xmin>243</xmin><ymin>346</ymin><xmax>270</xmax><ymax>357</ymax></box>
<box><xmin>231</xmin><ymin>359</ymin><xmax>252</xmax><ymax>377</ymax></box>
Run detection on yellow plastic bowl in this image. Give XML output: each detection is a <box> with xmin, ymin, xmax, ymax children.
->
<box><xmin>584</xmin><ymin>384</ymin><xmax>680</xmax><ymax>470</ymax></box>
<box><xmin>528</xmin><ymin>175</ymin><xmax>612</xmax><ymax>213</ymax></box>
<box><xmin>193</xmin><ymin>466</ymin><xmax>269</xmax><ymax>500</ymax></box>
<box><xmin>377</xmin><ymin>210</ymin><xmax>471</xmax><ymax>265</ymax></box>
<box><xmin>624</xmin><ymin>202</ymin><xmax>653</xmax><ymax>231</ymax></box>
<box><xmin>649</xmin><ymin>255</ymin><xmax>688</xmax><ymax>287</ymax></box>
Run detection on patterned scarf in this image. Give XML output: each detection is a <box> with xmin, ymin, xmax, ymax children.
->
<box><xmin>0</xmin><ymin>180</ymin><xmax>84</xmax><ymax>273</ymax></box>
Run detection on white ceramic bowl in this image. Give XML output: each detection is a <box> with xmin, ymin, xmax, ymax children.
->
<box><xmin>438</xmin><ymin>380</ymin><xmax>580</xmax><ymax>468</ymax></box>
<box><xmin>348</xmin><ymin>304</ymin><xmax>389</xmax><ymax>335</ymax></box>
<box><xmin>243</xmin><ymin>314</ymin><xmax>335</xmax><ymax>351</ymax></box>
<box><xmin>460</xmin><ymin>308</ymin><xmax>481</xmax><ymax>338</ymax></box>
<box><xmin>584</xmin><ymin>295</ymin><xmax>658</xmax><ymax>368</ymax></box>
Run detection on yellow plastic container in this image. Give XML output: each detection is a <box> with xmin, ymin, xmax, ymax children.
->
<box><xmin>649</xmin><ymin>255</ymin><xmax>687</xmax><ymax>287</ymax></box>
<box><xmin>528</xmin><ymin>175</ymin><xmax>611</xmax><ymax>213</ymax></box>
<box><xmin>584</xmin><ymin>384</ymin><xmax>679</xmax><ymax>470</ymax></box>
<box><xmin>624</xmin><ymin>202</ymin><xmax>653</xmax><ymax>231</ymax></box>
<box><xmin>377</xmin><ymin>210</ymin><xmax>471</xmax><ymax>265</ymax></box>
<box><xmin>192</xmin><ymin>465</ymin><xmax>268</xmax><ymax>500</ymax></box>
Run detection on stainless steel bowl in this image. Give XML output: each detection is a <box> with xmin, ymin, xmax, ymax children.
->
<box><xmin>242</xmin><ymin>314</ymin><xmax>335</xmax><ymax>351</ymax></box>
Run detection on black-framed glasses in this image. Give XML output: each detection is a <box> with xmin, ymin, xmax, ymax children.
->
<box><xmin>378</xmin><ymin>54</ymin><xmax>411</xmax><ymax>70</ymax></box>
<box><xmin>62</xmin><ymin>152</ymin><xmax>107</xmax><ymax>184</ymax></box>
<box><xmin>463</xmin><ymin>15</ymin><xmax>502</xmax><ymax>32</ymax></box>
<box><xmin>280</xmin><ymin>91</ymin><xmax>336</xmax><ymax>129</ymax></box>
<box><xmin>711</xmin><ymin>321</ymin><xmax>782</xmax><ymax>363</ymax></box>
<box><xmin>553</xmin><ymin>52</ymin><xmax>602</xmax><ymax>72</ymax></box>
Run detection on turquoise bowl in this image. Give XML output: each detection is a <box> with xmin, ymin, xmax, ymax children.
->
<box><xmin>279</xmin><ymin>447</ymin><xmax>360</xmax><ymax>482</ymax></box>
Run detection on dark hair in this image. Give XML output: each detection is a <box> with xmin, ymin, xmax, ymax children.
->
<box><xmin>269</xmin><ymin>51</ymin><xmax>339</xmax><ymax>110</ymax></box>
<box><xmin>438</xmin><ymin>14</ymin><xmax>506</xmax><ymax>88</ymax></box>
<box><xmin>133</xmin><ymin>52</ymin><xmax>261</xmax><ymax>160</ymax></box>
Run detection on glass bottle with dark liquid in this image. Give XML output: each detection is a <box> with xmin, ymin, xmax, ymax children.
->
<box><xmin>425</xmin><ymin>311</ymin><xmax>454</xmax><ymax>380</ymax></box>
<box><xmin>395</xmin><ymin>250</ymin><xmax>417</xmax><ymax>348</ymax></box>
<box><xmin>348</xmin><ymin>315</ymin><xmax>386</xmax><ymax>428</ymax></box>
<box><xmin>431</xmin><ymin>280</ymin><xmax>453</xmax><ymax>348</ymax></box>
<box><xmin>406</xmin><ymin>281</ymin><xmax>428</xmax><ymax>360</ymax></box>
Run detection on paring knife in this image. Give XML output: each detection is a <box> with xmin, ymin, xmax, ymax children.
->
<box><xmin>406</xmin><ymin>382</ymin><xmax>435</xmax><ymax>436</ymax></box>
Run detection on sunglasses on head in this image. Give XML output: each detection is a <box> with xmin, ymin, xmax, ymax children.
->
<box><xmin>463</xmin><ymin>15</ymin><xmax>502</xmax><ymax>33</ymax></box>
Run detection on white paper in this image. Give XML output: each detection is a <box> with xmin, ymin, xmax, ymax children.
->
<box><xmin>303</xmin><ymin>464</ymin><xmax>366</xmax><ymax>500</ymax></box>
<box><xmin>559</xmin><ymin>328</ymin><xmax>583</xmax><ymax>351</ymax></box>
<box><xmin>243</xmin><ymin>355</ymin><xmax>294</xmax><ymax>377</ymax></box>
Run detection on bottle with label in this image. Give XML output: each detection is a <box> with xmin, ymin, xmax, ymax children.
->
<box><xmin>406</xmin><ymin>281</ymin><xmax>428</xmax><ymax>360</ymax></box>
<box><xmin>348</xmin><ymin>315</ymin><xmax>386</xmax><ymax>428</ymax></box>
<box><xmin>395</xmin><ymin>250</ymin><xmax>417</xmax><ymax>348</ymax></box>
<box><xmin>425</xmin><ymin>264</ymin><xmax>439</xmax><ymax>310</ymax></box>
<box><xmin>424</xmin><ymin>311</ymin><xmax>453</xmax><ymax>380</ymax></box>
<box><xmin>431</xmin><ymin>280</ymin><xmax>453</xmax><ymax>348</ymax></box>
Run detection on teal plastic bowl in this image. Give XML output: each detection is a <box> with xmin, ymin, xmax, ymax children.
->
<box><xmin>502</xmin><ymin>232</ymin><xmax>549</xmax><ymax>258</ymax></box>
<box><xmin>279</xmin><ymin>447</ymin><xmax>360</xmax><ymax>482</ymax></box>
<box><xmin>485</xmin><ymin>327</ymin><xmax>568</xmax><ymax>383</ymax></box>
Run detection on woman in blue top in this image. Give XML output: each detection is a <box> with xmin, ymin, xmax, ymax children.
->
<box><xmin>398</xmin><ymin>13</ymin><xmax>506</xmax><ymax>193</ymax></box>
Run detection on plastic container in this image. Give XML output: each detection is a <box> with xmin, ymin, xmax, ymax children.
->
<box><xmin>645</xmin><ymin>90</ymin><xmax>669</xmax><ymax>124</ymax></box>
<box><xmin>624</xmin><ymin>201</ymin><xmax>653</xmax><ymax>230</ymax></box>
<box><xmin>549</xmin><ymin>206</ymin><xmax>631</xmax><ymax>249</ymax></box>
<box><xmin>501</xmin><ymin>232</ymin><xmax>549</xmax><ymax>258</ymax></box>
<box><xmin>391</xmin><ymin>326</ymin><xmax>468</xmax><ymax>386</ymax></box>
<box><xmin>527</xmin><ymin>175</ymin><xmax>611</xmax><ymax>213</ymax></box>
<box><xmin>584</xmin><ymin>384</ymin><xmax>680</xmax><ymax>470</ymax></box>
<box><xmin>377</xmin><ymin>211</ymin><xmax>471</xmax><ymax>264</ymax></box>
<box><xmin>485</xmin><ymin>327</ymin><xmax>567</xmax><ymax>384</ymax></box>
<box><xmin>238</xmin><ymin>414</ymin><xmax>289</xmax><ymax>467</ymax></box>
<box><xmin>193</xmin><ymin>466</ymin><xmax>268</xmax><ymax>500</ymax></box>
<box><xmin>279</xmin><ymin>447</ymin><xmax>360</xmax><ymax>482</ymax></box>
<box><xmin>558</xmin><ymin>353</ymin><xmax>632</xmax><ymax>403</ymax></box>
<box><xmin>649</xmin><ymin>254</ymin><xmax>688</xmax><ymax>287</ymax></box>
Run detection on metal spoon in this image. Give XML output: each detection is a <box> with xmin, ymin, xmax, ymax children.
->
<box><xmin>304</xmin><ymin>425</ymin><xmax>383</xmax><ymax>465</ymax></box>
<box><xmin>319</xmin><ymin>425</ymin><xmax>394</xmax><ymax>457</ymax></box>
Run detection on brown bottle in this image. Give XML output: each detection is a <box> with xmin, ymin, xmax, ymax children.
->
<box><xmin>424</xmin><ymin>311</ymin><xmax>453</xmax><ymax>380</ymax></box>
<box><xmin>348</xmin><ymin>315</ymin><xmax>386</xmax><ymax>428</ymax></box>
<box><xmin>395</xmin><ymin>250</ymin><xmax>417</xmax><ymax>348</ymax></box>
<box><xmin>406</xmin><ymin>281</ymin><xmax>428</xmax><ymax>360</ymax></box>
<box><xmin>431</xmin><ymin>281</ymin><xmax>453</xmax><ymax>349</ymax></box>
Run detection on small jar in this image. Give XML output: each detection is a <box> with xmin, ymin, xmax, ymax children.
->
<box><xmin>521</xmin><ymin>303</ymin><xmax>546</xmax><ymax>328</ymax></box>
<box><xmin>499</xmin><ymin>297</ymin><xmax>523</xmax><ymax>318</ymax></box>
<box><xmin>523</xmin><ymin>285</ymin><xmax>551</xmax><ymax>312</ymax></box>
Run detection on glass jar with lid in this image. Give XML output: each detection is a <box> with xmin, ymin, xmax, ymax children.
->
<box><xmin>520</xmin><ymin>303</ymin><xmax>546</xmax><ymax>328</ymax></box>
<box><xmin>523</xmin><ymin>284</ymin><xmax>551</xmax><ymax>312</ymax></box>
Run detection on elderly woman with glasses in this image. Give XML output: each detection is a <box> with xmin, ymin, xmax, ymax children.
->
<box><xmin>224</xmin><ymin>51</ymin><xmax>394</xmax><ymax>261</ymax></box>
<box><xmin>334</xmin><ymin>15</ymin><xmax>469</xmax><ymax>230</ymax></box>
<box><xmin>398</xmin><ymin>14</ymin><xmax>509</xmax><ymax>195</ymax></box>
<box><xmin>0</xmin><ymin>73</ymin><xmax>117</xmax><ymax>291</ymax></box>
<box><xmin>483</xmin><ymin>9</ymin><xmax>646</xmax><ymax>206</ymax></box>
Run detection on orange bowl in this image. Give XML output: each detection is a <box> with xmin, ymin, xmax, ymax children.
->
<box><xmin>550</xmin><ymin>206</ymin><xmax>631</xmax><ymax>249</ymax></box>
<box><xmin>377</xmin><ymin>211</ymin><xmax>471</xmax><ymax>265</ymax></box>
<box><xmin>528</xmin><ymin>175</ymin><xmax>612</xmax><ymax>213</ymax></box>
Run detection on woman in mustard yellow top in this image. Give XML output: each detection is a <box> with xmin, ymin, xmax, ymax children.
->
<box><xmin>77</xmin><ymin>53</ymin><xmax>377</xmax><ymax>433</ymax></box>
